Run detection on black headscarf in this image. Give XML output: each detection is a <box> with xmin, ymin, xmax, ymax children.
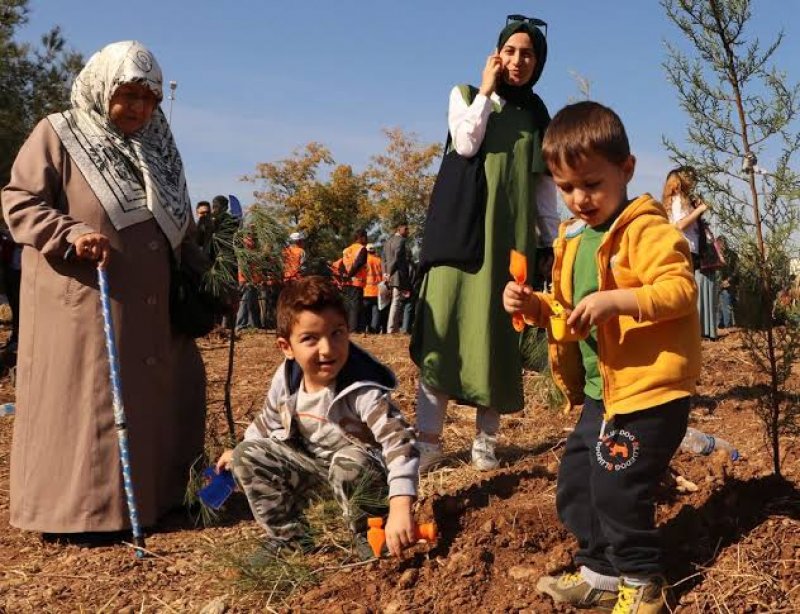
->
<box><xmin>495</xmin><ymin>20</ymin><xmax>548</xmax><ymax>109</ymax></box>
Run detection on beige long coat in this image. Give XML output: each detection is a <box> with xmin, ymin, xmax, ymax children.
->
<box><xmin>2</xmin><ymin>119</ymin><xmax>206</xmax><ymax>533</ymax></box>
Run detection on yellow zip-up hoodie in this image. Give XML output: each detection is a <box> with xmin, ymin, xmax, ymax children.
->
<box><xmin>525</xmin><ymin>194</ymin><xmax>701</xmax><ymax>419</ymax></box>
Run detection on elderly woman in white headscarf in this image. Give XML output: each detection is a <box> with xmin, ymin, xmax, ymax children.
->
<box><xmin>2</xmin><ymin>41</ymin><xmax>207</xmax><ymax>541</ymax></box>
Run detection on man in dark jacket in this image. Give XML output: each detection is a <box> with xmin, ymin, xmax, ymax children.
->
<box><xmin>195</xmin><ymin>200</ymin><xmax>213</xmax><ymax>257</ymax></box>
<box><xmin>382</xmin><ymin>220</ymin><xmax>411</xmax><ymax>333</ymax></box>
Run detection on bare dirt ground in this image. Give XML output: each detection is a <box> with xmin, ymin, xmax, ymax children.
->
<box><xmin>1</xmin><ymin>328</ymin><xmax>799</xmax><ymax>612</ymax></box>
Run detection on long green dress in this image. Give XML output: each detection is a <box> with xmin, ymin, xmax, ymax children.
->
<box><xmin>411</xmin><ymin>85</ymin><xmax>549</xmax><ymax>413</ymax></box>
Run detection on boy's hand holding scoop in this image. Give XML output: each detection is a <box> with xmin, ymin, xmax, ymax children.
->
<box><xmin>504</xmin><ymin>249</ymin><xmax>638</xmax><ymax>342</ymax></box>
<box><xmin>505</xmin><ymin>248</ymin><xmax>584</xmax><ymax>341</ymax></box>
<box><xmin>368</xmin><ymin>513</ymin><xmax>438</xmax><ymax>558</ymax></box>
<box><xmin>383</xmin><ymin>495</ymin><xmax>416</xmax><ymax>556</ymax></box>
<box><xmin>502</xmin><ymin>281</ymin><xmax>587</xmax><ymax>342</ymax></box>
<box><xmin>215</xmin><ymin>449</ymin><xmax>234</xmax><ymax>473</ymax></box>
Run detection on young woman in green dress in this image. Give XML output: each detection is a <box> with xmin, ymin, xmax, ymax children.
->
<box><xmin>411</xmin><ymin>16</ymin><xmax>560</xmax><ymax>471</ymax></box>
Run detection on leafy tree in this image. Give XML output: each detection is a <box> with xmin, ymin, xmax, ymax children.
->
<box><xmin>0</xmin><ymin>0</ymin><xmax>82</xmax><ymax>186</ymax></box>
<box><xmin>245</xmin><ymin>144</ymin><xmax>373</xmax><ymax>269</ymax></box>
<box><xmin>302</xmin><ymin>164</ymin><xmax>373</xmax><ymax>272</ymax></box>
<box><xmin>245</xmin><ymin>142</ymin><xmax>334</xmax><ymax>227</ymax></box>
<box><xmin>662</xmin><ymin>0</ymin><xmax>800</xmax><ymax>476</ymax></box>
<box><xmin>365</xmin><ymin>127</ymin><xmax>441</xmax><ymax>242</ymax></box>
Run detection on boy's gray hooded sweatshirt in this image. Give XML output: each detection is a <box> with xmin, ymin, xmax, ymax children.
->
<box><xmin>244</xmin><ymin>343</ymin><xmax>419</xmax><ymax>498</ymax></box>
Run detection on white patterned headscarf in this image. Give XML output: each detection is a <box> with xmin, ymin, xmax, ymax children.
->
<box><xmin>48</xmin><ymin>41</ymin><xmax>191</xmax><ymax>249</ymax></box>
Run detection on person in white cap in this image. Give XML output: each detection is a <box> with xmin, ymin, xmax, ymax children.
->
<box><xmin>282</xmin><ymin>231</ymin><xmax>306</xmax><ymax>282</ymax></box>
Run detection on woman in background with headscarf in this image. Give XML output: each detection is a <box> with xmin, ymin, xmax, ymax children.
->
<box><xmin>411</xmin><ymin>16</ymin><xmax>560</xmax><ymax>471</ymax></box>
<box><xmin>2</xmin><ymin>41</ymin><xmax>207</xmax><ymax>540</ymax></box>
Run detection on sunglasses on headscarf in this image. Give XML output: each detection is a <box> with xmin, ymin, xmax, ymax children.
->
<box><xmin>506</xmin><ymin>14</ymin><xmax>548</xmax><ymax>38</ymax></box>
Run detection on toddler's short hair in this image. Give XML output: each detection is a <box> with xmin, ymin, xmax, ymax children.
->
<box><xmin>277</xmin><ymin>276</ymin><xmax>348</xmax><ymax>339</ymax></box>
<box><xmin>543</xmin><ymin>101</ymin><xmax>630</xmax><ymax>170</ymax></box>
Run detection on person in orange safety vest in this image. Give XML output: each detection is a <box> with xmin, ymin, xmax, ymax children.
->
<box><xmin>329</xmin><ymin>250</ymin><xmax>347</xmax><ymax>289</ymax></box>
<box><xmin>362</xmin><ymin>243</ymin><xmax>384</xmax><ymax>333</ymax></box>
<box><xmin>282</xmin><ymin>231</ymin><xmax>306</xmax><ymax>282</ymax></box>
<box><xmin>236</xmin><ymin>233</ymin><xmax>263</xmax><ymax>330</ymax></box>
<box><xmin>341</xmin><ymin>229</ymin><xmax>368</xmax><ymax>331</ymax></box>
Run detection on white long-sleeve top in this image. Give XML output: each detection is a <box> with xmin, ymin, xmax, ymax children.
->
<box><xmin>447</xmin><ymin>85</ymin><xmax>560</xmax><ymax>247</ymax></box>
<box><xmin>667</xmin><ymin>194</ymin><xmax>700</xmax><ymax>255</ymax></box>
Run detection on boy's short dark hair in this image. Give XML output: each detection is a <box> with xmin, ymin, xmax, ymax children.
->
<box><xmin>542</xmin><ymin>101</ymin><xmax>631</xmax><ymax>170</ymax></box>
<box><xmin>196</xmin><ymin>200</ymin><xmax>210</xmax><ymax>210</ymax></box>
<box><xmin>277</xmin><ymin>276</ymin><xmax>348</xmax><ymax>339</ymax></box>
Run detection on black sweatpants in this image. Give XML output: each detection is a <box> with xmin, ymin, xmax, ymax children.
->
<box><xmin>557</xmin><ymin>396</ymin><xmax>689</xmax><ymax>577</ymax></box>
<box><xmin>343</xmin><ymin>285</ymin><xmax>363</xmax><ymax>332</ymax></box>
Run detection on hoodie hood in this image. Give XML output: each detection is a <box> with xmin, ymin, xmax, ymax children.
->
<box><xmin>613</xmin><ymin>193</ymin><xmax>666</xmax><ymax>228</ymax></box>
<box><xmin>563</xmin><ymin>193</ymin><xmax>664</xmax><ymax>239</ymax></box>
<box><xmin>283</xmin><ymin>341</ymin><xmax>396</xmax><ymax>397</ymax></box>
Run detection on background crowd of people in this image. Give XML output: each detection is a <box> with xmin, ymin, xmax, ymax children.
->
<box><xmin>192</xmin><ymin>211</ymin><xmax>422</xmax><ymax>338</ymax></box>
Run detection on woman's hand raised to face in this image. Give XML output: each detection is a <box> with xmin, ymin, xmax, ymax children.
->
<box><xmin>479</xmin><ymin>52</ymin><xmax>503</xmax><ymax>98</ymax></box>
<box><xmin>74</xmin><ymin>232</ymin><xmax>111</xmax><ymax>268</ymax></box>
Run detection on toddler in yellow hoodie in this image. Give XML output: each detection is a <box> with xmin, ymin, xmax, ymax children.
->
<box><xmin>503</xmin><ymin>101</ymin><xmax>700</xmax><ymax>614</ymax></box>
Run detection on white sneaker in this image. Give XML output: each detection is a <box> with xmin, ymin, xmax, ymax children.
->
<box><xmin>417</xmin><ymin>442</ymin><xmax>444</xmax><ymax>474</ymax></box>
<box><xmin>472</xmin><ymin>434</ymin><xmax>499</xmax><ymax>471</ymax></box>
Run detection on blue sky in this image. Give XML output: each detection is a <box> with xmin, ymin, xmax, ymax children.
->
<box><xmin>20</xmin><ymin>1</ymin><xmax>800</xmax><ymax>208</ymax></box>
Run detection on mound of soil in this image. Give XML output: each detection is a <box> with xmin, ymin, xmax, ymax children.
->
<box><xmin>1</xmin><ymin>328</ymin><xmax>799</xmax><ymax>612</ymax></box>
<box><xmin>289</xmin><ymin>462</ymin><xmax>800</xmax><ymax>613</ymax></box>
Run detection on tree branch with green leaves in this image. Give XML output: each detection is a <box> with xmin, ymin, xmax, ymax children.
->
<box><xmin>662</xmin><ymin>0</ymin><xmax>800</xmax><ymax>476</ymax></box>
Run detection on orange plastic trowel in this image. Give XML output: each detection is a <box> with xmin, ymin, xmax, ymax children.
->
<box><xmin>366</xmin><ymin>517</ymin><xmax>438</xmax><ymax>557</ymax></box>
<box><xmin>509</xmin><ymin>249</ymin><xmax>528</xmax><ymax>332</ymax></box>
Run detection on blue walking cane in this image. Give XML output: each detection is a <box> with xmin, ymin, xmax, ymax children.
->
<box><xmin>97</xmin><ymin>265</ymin><xmax>146</xmax><ymax>558</ymax></box>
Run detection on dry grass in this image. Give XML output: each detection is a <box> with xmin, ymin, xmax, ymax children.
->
<box><xmin>520</xmin><ymin>327</ymin><xmax>565</xmax><ymax>411</ymax></box>
<box><xmin>673</xmin><ymin>498</ymin><xmax>800</xmax><ymax>612</ymax></box>
<box><xmin>183</xmin><ymin>455</ymin><xmax>221</xmax><ymax>528</ymax></box>
<box><xmin>202</xmin><ymin>529</ymin><xmax>315</xmax><ymax>610</ymax></box>
<box><xmin>203</xmin><ymin>471</ymin><xmax>388</xmax><ymax>607</ymax></box>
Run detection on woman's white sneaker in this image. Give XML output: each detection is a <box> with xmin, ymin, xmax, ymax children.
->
<box><xmin>417</xmin><ymin>442</ymin><xmax>444</xmax><ymax>474</ymax></box>
<box><xmin>471</xmin><ymin>434</ymin><xmax>499</xmax><ymax>471</ymax></box>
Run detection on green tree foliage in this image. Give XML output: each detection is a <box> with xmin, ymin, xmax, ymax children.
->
<box><xmin>0</xmin><ymin>0</ymin><xmax>82</xmax><ymax>186</ymax></box>
<box><xmin>662</xmin><ymin>0</ymin><xmax>800</xmax><ymax>476</ymax></box>
<box><xmin>233</xmin><ymin>205</ymin><xmax>288</xmax><ymax>286</ymax></box>
<box><xmin>246</xmin><ymin>142</ymin><xmax>334</xmax><ymax>227</ymax></box>
<box><xmin>302</xmin><ymin>164</ymin><xmax>373</xmax><ymax>273</ymax></box>
<box><xmin>366</xmin><ymin>127</ymin><xmax>442</xmax><ymax>241</ymax></box>
<box><xmin>245</xmin><ymin>129</ymin><xmax>440</xmax><ymax>266</ymax></box>
<box><xmin>245</xmin><ymin>143</ymin><xmax>374</xmax><ymax>271</ymax></box>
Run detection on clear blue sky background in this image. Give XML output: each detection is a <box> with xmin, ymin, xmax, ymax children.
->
<box><xmin>19</xmin><ymin>1</ymin><xmax>800</xmax><ymax>208</ymax></box>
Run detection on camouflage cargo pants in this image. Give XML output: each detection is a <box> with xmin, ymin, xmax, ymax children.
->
<box><xmin>231</xmin><ymin>437</ymin><xmax>388</xmax><ymax>543</ymax></box>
